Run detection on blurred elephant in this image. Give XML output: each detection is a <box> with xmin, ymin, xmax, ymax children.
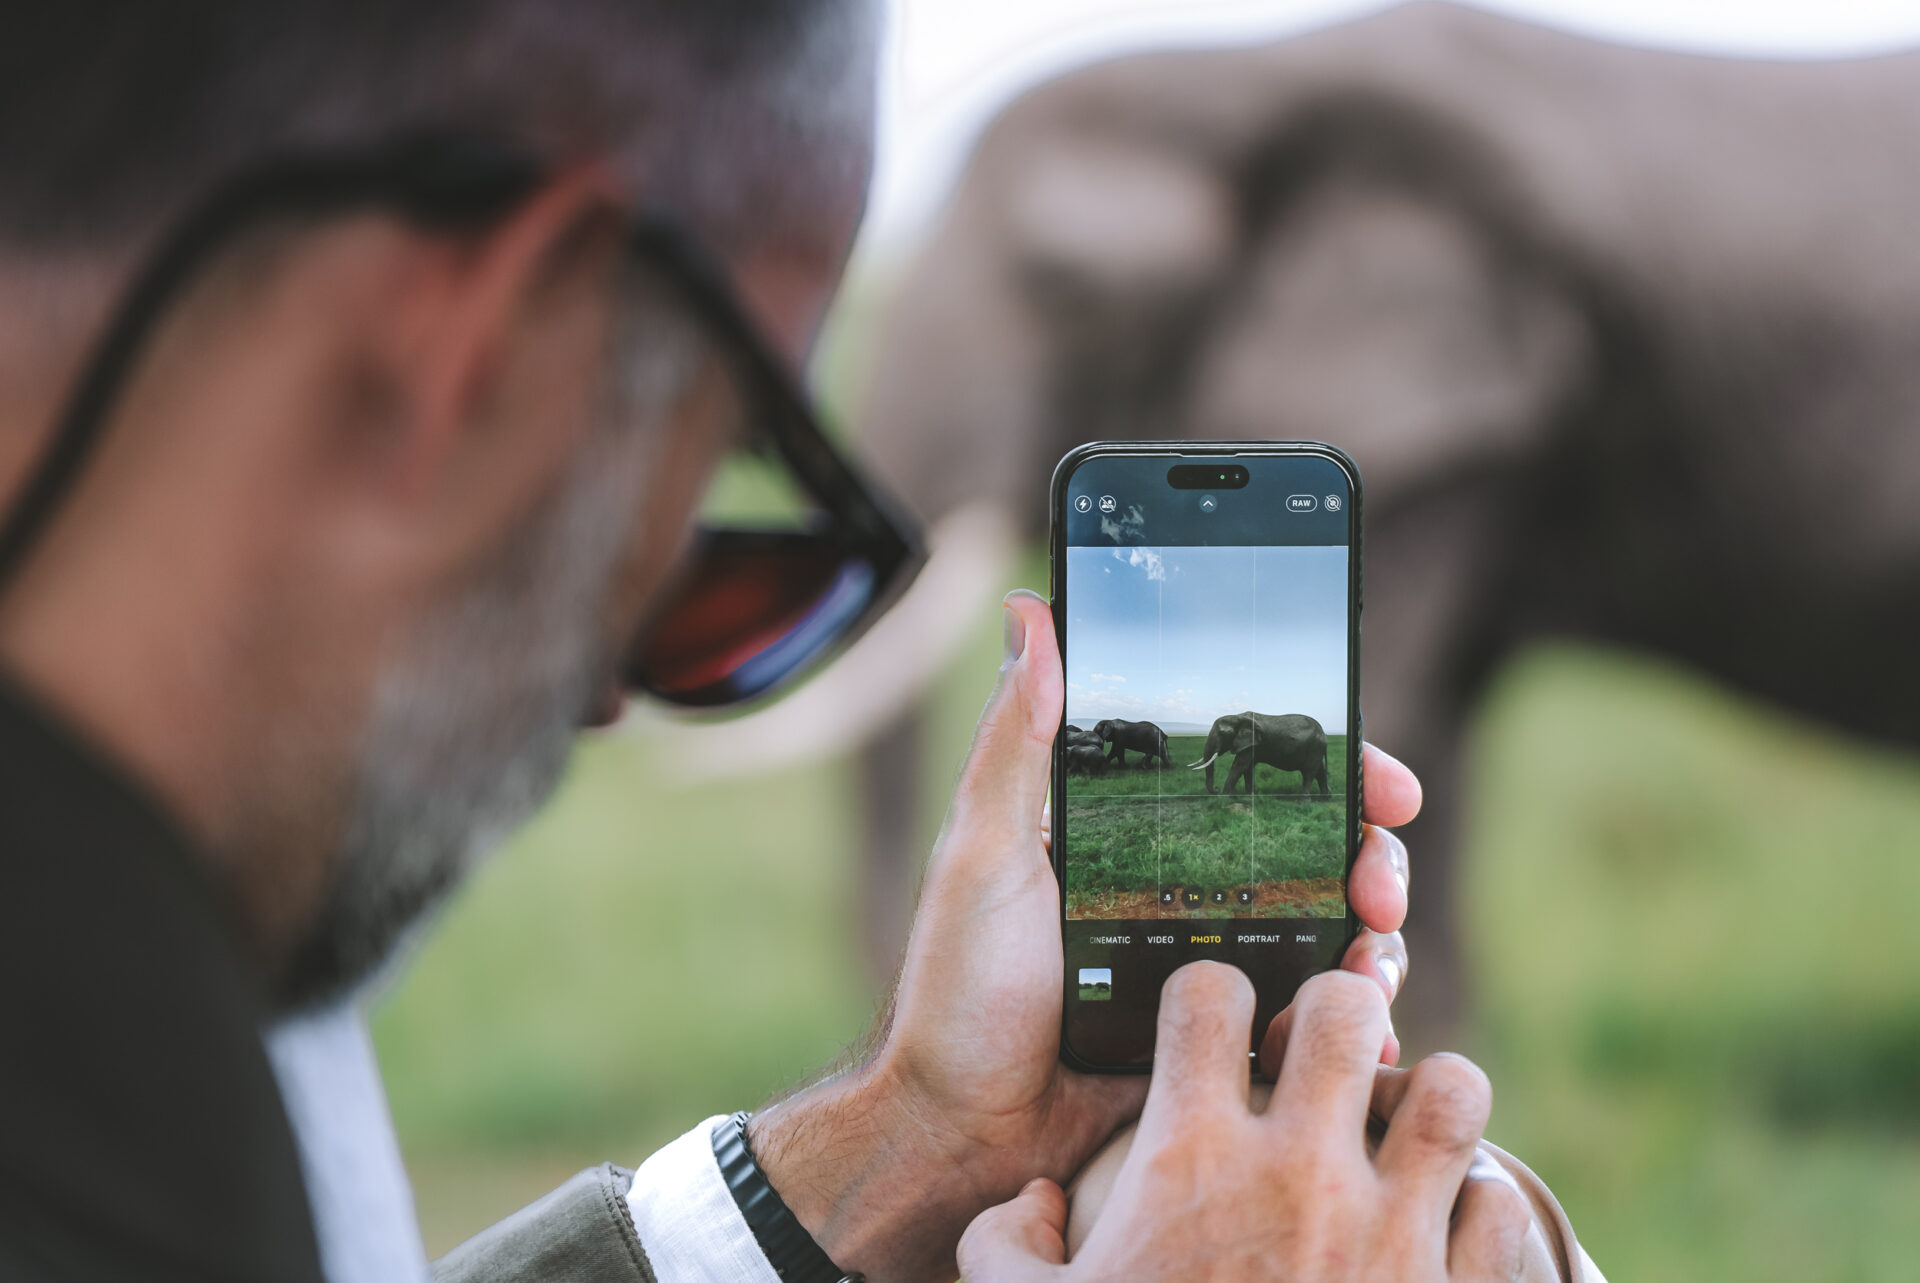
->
<box><xmin>1064</xmin><ymin>726</ymin><xmax>1105</xmax><ymax>752</ymax></box>
<box><xmin>855</xmin><ymin>3</ymin><xmax>1920</xmax><ymax>1036</ymax></box>
<box><xmin>1191</xmin><ymin>712</ymin><xmax>1331</xmax><ymax>798</ymax></box>
<box><xmin>1093</xmin><ymin>718</ymin><xmax>1169</xmax><ymax>769</ymax></box>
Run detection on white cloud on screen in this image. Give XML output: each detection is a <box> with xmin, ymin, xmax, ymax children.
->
<box><xmin>1112</xmin><ymin>545</ymin><xmax>1164</xmax><ymax>581</ymax></box>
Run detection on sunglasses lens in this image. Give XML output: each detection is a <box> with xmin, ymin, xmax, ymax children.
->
<box><xmin>611</xmin><ymin>226</ymin><xmax>922</xmax><ymax>710</ymax></box>
<box><xmin>629</xmin><ymin>534</ymin><xmax>877</xmax><ymax>706</ymax></box>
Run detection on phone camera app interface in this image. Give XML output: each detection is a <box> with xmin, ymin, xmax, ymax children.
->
<box><xmin>1060</xmin><ymin>453</ymin><xmax>1355</xmax><ymax>1062</ymax></box>
<box><xmin>1064</xmin><ymin>536</ymin><xmax>1348</xmax><ymax>920</ymax></box>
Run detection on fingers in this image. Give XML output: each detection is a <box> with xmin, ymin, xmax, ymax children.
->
<box><xmin>1346</xmin><ymin>824</ymin><xmax>1409</xmax><ymax>935</ymax></box>
<box><xmin>1374</xmin><ymin>1053</ymin><xmax>1494</xmax><ymax>1222</ymax></box>
<box><xmin>1449</xmin><ymin>1163</ymin><xmax>1531</xmax><ymax>1280</ymax></box>
<box><xmin>1360</xmin><ymin>743</ymin><xmax>1422</xmax><ymax>828</ymax></box>
<box><xmin>929</xmin><ymin>590</ymin><xmax>1061</xmax><ymax>874</ymax></box>
<box><xmin>1263</xmin><ymin>971</ymin><xmax>1390</xmax><ymax>1143</ymax></box>
<box><xmin>1142</xmin><ymin>962</ymin><xmax>1256</xmax><ymax>1124</ymax></box>
<box><xmin>1339</xmin><ymin>929</ymin><xmax>1407</xmax><ymax>1066</ymax></box>
<box><xmin>957</xmin><ymin>1177</ymin><xmax>1070</xmax><ymax>1281</ymax></box>
<box><xmin>1341</xmin><ymin>929</ymin><xmax>1408</xmax><ymax>1006</ymax></box>
<box><xmin>1369</xmin><ymin>1063</ymin><xmax>1412</xmax><ymax>1125</ymax></box>
<box><xmin>1376</xmin><ymin>1067</ymin><xmax>1520</xmax><ymax>1276</ymax></box>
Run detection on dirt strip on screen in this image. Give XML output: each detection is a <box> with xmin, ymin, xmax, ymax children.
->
<box><xmin>1067</xmin><ymin>876</ymin><xmax>1345</xmax><ymax>920</ymax></box>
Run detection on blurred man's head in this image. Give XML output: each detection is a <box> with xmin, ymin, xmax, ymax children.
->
<box><xmin>0</xmin><ymin>0</ymin><xmax>880</xmax><ymax>1007</ymax></box>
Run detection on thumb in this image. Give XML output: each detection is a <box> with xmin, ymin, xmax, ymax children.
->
<box><xmin>938</xmin><ymin>590</ymin><xmax>1061</xmax><ymax>858</ymax></box>
<box><xmin>957</xmin><ymin>1178</ymin><xmax>1070</xmax><ymax>1281</ymax></box>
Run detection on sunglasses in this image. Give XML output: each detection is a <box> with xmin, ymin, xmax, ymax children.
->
<box><xmin>0</xmin><ymin>132</ymin><xmax>924</xmax><ymax>710</ymax></box>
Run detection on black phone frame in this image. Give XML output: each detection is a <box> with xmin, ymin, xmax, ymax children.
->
<box><xmin>1048</xmin><ymin>440</ymin><xmax>1365</xmax><ymax>1074</ymax></box>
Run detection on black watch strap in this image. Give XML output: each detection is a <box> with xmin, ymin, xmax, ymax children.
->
<box><xmin>711</xmin><ymin>1111</ymin><xmax>859</xmax><ymax>1283</ymax></box>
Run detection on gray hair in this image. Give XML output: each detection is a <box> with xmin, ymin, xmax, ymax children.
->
<box><xmin>0</xmin><ymin>0</ymin><xmax>879</xmax><ymax>256</ymax></box>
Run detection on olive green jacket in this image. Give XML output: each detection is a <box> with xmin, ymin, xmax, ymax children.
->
<box><xmin>434</xmin><ymin>1165</ymin><xmax>657</xmax><ymax>1283</ymax></box>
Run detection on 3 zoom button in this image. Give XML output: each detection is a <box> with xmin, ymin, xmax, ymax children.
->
<box><xmin>1286</xmin><ymin>494</ymin><xmax>1319</xmax><ymax>513</ymax></box>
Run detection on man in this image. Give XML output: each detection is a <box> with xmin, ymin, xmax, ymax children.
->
<box><xmin>0</xmin><ymin>3</ymin><xmax>1573</xmax><ymax>1280</ymax></box>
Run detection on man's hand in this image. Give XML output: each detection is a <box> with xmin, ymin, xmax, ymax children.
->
<box><xmin>958</xmin><ymin>967</ymin><xmax>1529</xmax><ymax>1281</ymax></box>
<box><xmin>750</xmin><ymin>591</ymin><xmax>1424</xmax><ymax>1282</ymax></box>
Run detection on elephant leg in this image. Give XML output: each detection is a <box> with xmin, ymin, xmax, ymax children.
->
<box><xmin>1225</xmin><ymin>752</ymin><xmax>1254</xmax><ymax>796</ymax></box>
<box><xmin>858</xmin><ymin>701</ymin><xmax>925</xmax><ymax>988</ymax></box>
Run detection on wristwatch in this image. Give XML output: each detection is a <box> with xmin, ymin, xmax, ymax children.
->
<box><xmin>711</xmin><ymin>1111</ymin><xmax>862</xmax><ymax>1283</ymax></box>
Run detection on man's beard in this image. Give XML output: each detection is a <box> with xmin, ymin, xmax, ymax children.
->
<box><xmin>273</xmin><ymin>320</ymin><xmax>683</xmax><ymax>1012</ymax></box>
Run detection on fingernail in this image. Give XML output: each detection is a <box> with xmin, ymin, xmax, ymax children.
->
<box><xmin>1389</xmin><ymin>833</ymin><xmax>1409</xmax><ymax>896</ymax></box>
<box><xmin>1002</xmin><ymin>591</ymin><xmax>1042</xmax><ymax>667</ymax></box>
<box><xmin>1466</xmin><ymin>1147</ymin><xmax>1523</xmax><ymax>1194</ymax></box>
<box><xmin>1378</xmin><ymin>955</ymin><xmax>1403</xmax><ymax>998</ymax></box>
<box><xmin>1002</xmin><ymin>606</ymin><xmax>1026</xmax><ymax>667</ymax></box>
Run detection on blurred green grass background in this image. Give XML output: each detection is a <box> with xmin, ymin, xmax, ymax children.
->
<box><xmin>375</xmin><ymin>614</ymin><xmax>1920</xmax><ymax>1278</ymax></box>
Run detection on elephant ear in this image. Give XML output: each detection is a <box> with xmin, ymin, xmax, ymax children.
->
<box><xmin>1224</xmin><ymin>719</ymin><xmax>1257</xmax><ymax>753</ymax></box>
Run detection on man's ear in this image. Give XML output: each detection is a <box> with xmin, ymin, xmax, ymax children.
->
<box><xmin>374</xmin><ymin>166</ymin><xmax>630</xmax><ymax>511</ymax></box>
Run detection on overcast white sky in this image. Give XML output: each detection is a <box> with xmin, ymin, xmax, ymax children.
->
<box><xmin>859</xmin><ymin>0</ymin><xmax>1920</xmax><ymax>259</ymax></box>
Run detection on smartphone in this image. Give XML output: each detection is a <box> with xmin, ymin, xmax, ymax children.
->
<box><xmin>1050</xmin><ymin>442</ymin><xmax>1363</xmax><ymax>1071</ymax></box>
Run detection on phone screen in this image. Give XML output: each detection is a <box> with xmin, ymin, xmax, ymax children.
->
<box><xmin>1052</xmin><ymin>446</ymin><xmax>1360</xmax><ymax>1070</ymax></box>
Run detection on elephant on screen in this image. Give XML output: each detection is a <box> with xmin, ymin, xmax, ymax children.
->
<box><xmin>1093</xmin><ymin>719</ymin><xmax>1170</xmax><ymax>769</ymax></box>
<box><xmin>1190</xmin><ymin>712</ymin><xmax>1330</xmax><ymax>797</ymax></box>
<box><xmin>1064</xmin><ymin>726</ymin><xmax>1106</xmax><ymax>752</ymax></box>
<box><xmin>1065</xmin><ymin>744</ymin><xmax>1110</xmax><ymax>777</ymax></box>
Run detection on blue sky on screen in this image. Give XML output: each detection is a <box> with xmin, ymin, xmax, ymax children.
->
<box><xmin>1065</xmin><ymin>544</ymin><xmax>1348</xmax><ymax>733</ymax></box>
